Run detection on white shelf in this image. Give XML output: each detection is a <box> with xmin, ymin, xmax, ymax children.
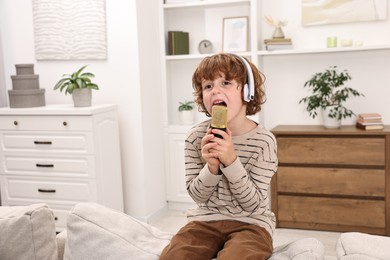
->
<box><xmin>164</xmin><ymin>0</ymin><xmax>250</xmax><ymax>9</ymax></box>
<box><xmin>164</xmin><ymin>45</ymin><xmax>390</xmax><ymax>61</ymax></box>
<box><xmin>258</xmin><ymin>44</ymin><xmax>390</xmax><ymax>56</ymax></box>
<box><xmin>166</xmin><ymin>51</ymin><xmax>252</xmax><ymax>60</ymax></box>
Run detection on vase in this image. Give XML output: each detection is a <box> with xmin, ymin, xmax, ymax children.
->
<box><xmin>72</xmin><ymin>88</ymin><xmax>92</xmax><ymax>107</ymax></box>
<box><xmin>272</xmin><ymin>27</ymin><xmax>285</xmax><ymax>39</ymax></box>
<box><xmin>179</xmin><ymin>110</ymin><xmax>194</xmax><ymax>125</ymax></box>
<box><xmin>321</xmin><ymin>106</ymin><xmax>341</xmax><ymax>129</ymax></box>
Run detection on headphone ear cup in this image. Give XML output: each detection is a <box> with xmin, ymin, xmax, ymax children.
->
<box><xmin>243</xmin><ymin>83</ymin><xmax>249</xmax><ymax>102</ymax></box>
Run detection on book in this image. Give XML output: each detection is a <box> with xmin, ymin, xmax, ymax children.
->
<box><xmin>168</xmin><ymin>31</ymin><xmax>189</xmax><ymax>55</ymax></box>
<box><xmin>356</xmin><ymin>122</ymin><xmax>384</xmax><ymax>130</ymax></box>
<box><xmin>358</xmin><ymin>113</ymin><xmax>382</xmax><ymax>120</ymax></box>
<box><xmin>264</xmin><ymin>38</ymin><xmax>292</xmax><ymax>44</ymax></box>
<box><xmin>266</xmin><ymin>44</ymin><xmax>293</xmax><ymax>50</ymax></box>
<box><xmin>356</xmin><ymin>118</ymin><xmax>383</xmax><ymax>125</ymax></box>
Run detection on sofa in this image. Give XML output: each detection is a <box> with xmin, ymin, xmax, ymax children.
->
<box><xmin>0</xmin><ymin>202</ymin><xmax>388</xmax><ymax>260</ymax></box>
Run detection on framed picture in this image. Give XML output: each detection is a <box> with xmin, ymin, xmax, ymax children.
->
<box><xmin>222</xmin><ymin>16</ymin><xmax>248</xmax><ymax>52</ymax></box>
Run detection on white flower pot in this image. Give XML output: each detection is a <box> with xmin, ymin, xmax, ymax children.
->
<box><xmin>321</xmin><ymin>106</ymin><xmax>341</xmax><ymax>129</ymax></box>
<box><xmin>72</xmin><ymin>88</ymin><xmax>92</xmax><ymax>107</ymax></box>
<box><xmin>179</xmin><ymin>110</ymin><xmax>194</xmax><ymax>125</ymax></box>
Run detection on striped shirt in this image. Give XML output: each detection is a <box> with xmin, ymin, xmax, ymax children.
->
<box><xmin>185</xmin><ymin>120</ymin><xmax>278</xmax><ymax>236</ymax></box>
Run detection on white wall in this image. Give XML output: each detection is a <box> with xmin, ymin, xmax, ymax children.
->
<box><xmin>260</xmin><ymin>0</ymin><xmax>390</xmax><ymax>129</ymax></box>
<box><xmin>0</xmin><ymin>0</ymin><xmax>166</xmax><ymax>220</ymax></box>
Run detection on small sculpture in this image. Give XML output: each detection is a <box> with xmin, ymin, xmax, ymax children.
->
<box><xmin>265</xmin><ymin>16</ymin><xmax>288</xmax><ymax>39</ymax></box>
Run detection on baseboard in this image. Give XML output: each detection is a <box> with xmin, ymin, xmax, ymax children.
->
<box><xmin>167</xmin><ymin>201</ymin><xmax>196</xmax><ymax>211</ymax></box>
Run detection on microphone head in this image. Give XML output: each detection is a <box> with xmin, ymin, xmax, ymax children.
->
<box><xmin>211</xmin><ymin>105</ymin><xmax>227</xmax><ymax>129</ymax></box>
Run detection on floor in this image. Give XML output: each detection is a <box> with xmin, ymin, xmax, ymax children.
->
<box><xmin>150</xmin><ymin>209</ymin><xmax>340</xmax><ymax>260</ymax></box>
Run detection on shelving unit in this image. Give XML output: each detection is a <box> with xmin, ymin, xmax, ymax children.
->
<box><xmin>158</xmin><ymin>0</ymin><xmax>390</xmax><ymax>208</ymax></box>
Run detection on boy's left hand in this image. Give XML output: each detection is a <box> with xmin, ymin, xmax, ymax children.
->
<box><xmin>210</xmin><ymin>128</ymin><xmax>237</xmax><ymax>167</ymax></box>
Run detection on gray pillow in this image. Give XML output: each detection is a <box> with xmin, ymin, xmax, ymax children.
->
<box><xmin>0</xmin><ymin>203</ymin><xmax>58</xmax><ymax>260</ymax></box>
<box><xmin>64</xmin><ymin>202</ymin><xmax>172</xmax><ymax>260</ymax></box>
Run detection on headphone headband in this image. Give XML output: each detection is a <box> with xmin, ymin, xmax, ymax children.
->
<box><xmin>230</xmin><ymin>54</ymin><xmax>255</xmax><ymax>102</ymax></box>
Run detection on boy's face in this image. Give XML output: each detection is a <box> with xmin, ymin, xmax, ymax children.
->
<box><xmin>201</xmin><ymin>73</ymin><xmax>246</xmax><ymax>123</ymax></box>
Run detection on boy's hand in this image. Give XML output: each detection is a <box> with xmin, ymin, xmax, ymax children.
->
<box><xmin>201</xmin><ymin>129</ymin><xmax>220</xmax><ymax>174</ymax></box>
<box><xmin>210</xmin><ymin>128</ymin><xmax>236</xmax><ymax>167</ymax></box>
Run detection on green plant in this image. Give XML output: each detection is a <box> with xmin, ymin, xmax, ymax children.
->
<box><xmin>53</xmin><ymin>65</ymin><xmax>99</xmax><ymax>95</ymax></box>
<box><xmin>299</xmin><ymin>66</ymin><xmax>364</xmax><ymax>120</ymax></box>
<box><xmin>178</xmin><ymin>101</ymin><xmax>194</xmax><ymax>111</ymax></box>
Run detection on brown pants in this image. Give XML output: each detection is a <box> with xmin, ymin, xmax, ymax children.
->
<box><xmin>160</xmin><ymin>220</ymin><xmax>273</xmax><ymax>260</ymax></box>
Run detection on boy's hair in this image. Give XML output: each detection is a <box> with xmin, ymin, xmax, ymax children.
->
<box><xmin>192</xmin><ymin>53</ymin><xmax>266</xmax><ymax>117</ymax></box>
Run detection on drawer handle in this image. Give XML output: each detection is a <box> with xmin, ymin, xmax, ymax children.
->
<box><xmin>34</xmin><ymin>141</ymin><xmax>52</xmax><ymax>145</ymax></box>
<box><xmin>38</xmin><ymin>188</ymin><xmax>56</xmax><ymax>193</ymax></box>
<box><xmin>36</xmin><ymin>163</ymin><xmax>54</xmax><ymax>168</ymax></box>
<box><xmin>54</xmin><ymin>217</ymin><xmax>58</xmax><ymax>221</ymax></box>
<box><xmin>63</xmin><ymin>121</ymin><xmax>68</xmax><ymax>126</ymax></box>
<box><xmin>13</xmin><ymin>121</ymin><xmax>18</xmax><ymax>126</ymax></box>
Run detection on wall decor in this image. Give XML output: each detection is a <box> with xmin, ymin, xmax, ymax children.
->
<box><xmin>32</xmin><ymin>0</ymin><xmax>107</xmax><ymax>60</ymax></box>
<box><xmin>302</xmin><ymin>0</ymin><xmax>387</xmax><ymax>26</ymax></box>
<box><xmin>222</xmin><ymin>16</ymin><xmax>248</xmax><ymax>52</ymax></box>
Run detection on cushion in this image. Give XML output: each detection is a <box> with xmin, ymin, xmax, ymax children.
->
<box><xmin>63</xmin><ymin>202</ymin><xmax>173</xmax><ymax>260</ymax></box>
<box><xmin>336</xmin><ymin>232</ymin><xmax>390</xmax><ymax>260</ymax></box>
<box><xmin>0</xmin><ymin>203</ymin><xmax>58</xmax><ymax>260</ymax></box>
<box><xmin>56</xmin><ymin>230</ymin><xmax>67</xmax><ymax>260</ymax></box>
<box><xmin>269</xmin><ymin>237</ymin><xmax>325</xmax><ymax>260</ymax></box>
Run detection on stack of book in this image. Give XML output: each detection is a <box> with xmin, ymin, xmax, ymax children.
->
<box><xmin>264</xmin><ymin>38</ymin><xmax>293</xmax><ymax>50</ymax></box>
<box><xmin>168</xmin><ymin>31</ymin><xmax>189</xmax><ymax>55</ymax></box>
<box><xmin>356</xmin><ymin>113</ymin><xmax>384</xmax><ymax>130</ymax></box>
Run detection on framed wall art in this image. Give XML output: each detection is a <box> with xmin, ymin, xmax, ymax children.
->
<box><xmin>222</xmin><ymin>16</ymin><xmax>248</xmax><ymax>52</ymax></box>
<box><xmin>32</xmin><ymin>0</ymin><xmax>107</xmax><ymax>60</ymax></box>
<box><xmin>302</xmin><ymin>0</ymin><xmax>387</xmax><ymax>26</ymax></box>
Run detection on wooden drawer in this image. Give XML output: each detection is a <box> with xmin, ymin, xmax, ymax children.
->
<box><xmin>0</xmin><ymin>115</ymin><xmax>94</xmax><ymax>131</ymax></box>
<box><xmin>277</xmin><ymin>167</ymin><xmax>385</xmax><ymax>197</ymax></box>
<box><xmin>278</xmin><ymin>195</ymin><xmax>385</xmax><ymax>229</ymax></box>
<box><xmin>0</xmin><ymin>132</ymin><xmax>94</xmax><ymax>154</ymax></box>
<box><xmin>0</xmin><ymin>176</ymin><xmax>97</xmax><ymax>202</ymax></box>
<box><xmin>1</xmin><ymin>155</ymin><xmax>96</xmax><ymax>178</ymax></box>
<box><xmin>277</xmin><ymin>137</ymin><xmax>385</xmax><ymax>166</ymax></box>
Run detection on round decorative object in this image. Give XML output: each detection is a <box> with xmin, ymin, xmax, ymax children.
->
<box><xmin>198</xmin><ymin>40</ymin><xmax>213</xmax><ymax>54</ymax></box>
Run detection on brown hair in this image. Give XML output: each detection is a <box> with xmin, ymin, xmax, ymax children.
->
<box><xmin>192</xmin><ymin>53</ymin><xmax>266</xmax><ymax>117</ymax></box>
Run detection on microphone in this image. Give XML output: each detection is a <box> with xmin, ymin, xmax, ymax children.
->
<box><xmin>211</xmin><ymin>105</ymin><xmax>227</xmax><ymax>138</ymax></box>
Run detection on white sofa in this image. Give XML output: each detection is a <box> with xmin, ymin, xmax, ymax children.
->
<box><xmin>4</xmin><ymin>202</ymin><xmax>374</xmax><ymax>260</ymax></box>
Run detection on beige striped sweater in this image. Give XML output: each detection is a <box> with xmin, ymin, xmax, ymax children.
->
<box><xmin>184</xmin><ymin>120</ymin><xmax>278</xmax><ymax>236</ymax></box>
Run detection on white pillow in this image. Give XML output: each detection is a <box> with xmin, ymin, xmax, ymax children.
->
<box><xmin>64</xmin><ymin>202</ymin><xmax>173</xmax><ymax>260</ymax></box>
<box><xmin>0</xmin><ymin>203</ymin><xmax>58</xmax><ymax>260</ymax></box>
<box><xmin>336</xmin><ymin>232</ymin><xmax>390</xmax><ymax>260</ymax></box>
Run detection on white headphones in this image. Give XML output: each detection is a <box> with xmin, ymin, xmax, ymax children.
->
<box><xmin>231</xmin><ymin>54</ymin><xmax>255</xmax><ymax>102</ymax></box>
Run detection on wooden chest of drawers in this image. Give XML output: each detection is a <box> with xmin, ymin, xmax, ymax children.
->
<box><xmin>0</xmin><ymin>104</ymin><xmax>124</xmax><ymax>231</ymax></box>
<box><xmin>271</xmin><ymin>125</ymin><xmax>390</xmax><ymax>236</ymax></box>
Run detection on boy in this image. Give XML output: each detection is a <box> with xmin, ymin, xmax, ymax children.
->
<box><xmin>160</xmin><ymin>53</ymin><xmax>278</xmax><ymax>260</ymax></box>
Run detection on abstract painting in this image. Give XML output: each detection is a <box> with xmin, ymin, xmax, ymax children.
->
<box><xmin>302</xmin><ymin>0</ymin><xmax>387</xmax><ymax>26</ymax></box>
<box><xmin>32</xmin><ymin>0</ymin><xmax>107</xmax><ymax>60</ymax></box>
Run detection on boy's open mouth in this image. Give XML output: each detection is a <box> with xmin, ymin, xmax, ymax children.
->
<box><xmin>212</xmin><ymin>101</ymin><xmax>227</xmax><ymax>107</ymax></box>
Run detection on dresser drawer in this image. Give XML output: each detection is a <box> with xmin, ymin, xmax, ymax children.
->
<box><xmin>0</xmin><ymin>176</ymin><xmax>97</xmax><ymax>202</ymax></box>
<box><xmin>0</xmin><ymin>132</ymin><xmax>94</xmax><ymax>153</ymax></box>
<box><xmin>277</xmin><ymin>167</ymin><xmax>385</xmax><ymax>197</ymax></box>
<box><xmin>277</xmin><ymin>137</ymin><xmax>385</xmax><ymax>166</ymax></box>
<box><xmin>1</xmin><ymin>155</ymin><xmax>96</xmax><ymax>178</ymax></box>
<box><xmin>278</xmin><ymin>195</ymin><xmax>385</xmax><ymax>229</ymax></box>
<box><xmin>0</xmin><ymin>115</ymin><xmax>94</xmax><ymax>131</ymax></box>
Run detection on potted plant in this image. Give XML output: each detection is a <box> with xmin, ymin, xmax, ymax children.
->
<box><xmin>178</xmin><ymin>100</ymin><xmax>195</xmax><ymax>125</ymax></box>
<box><xmin>299</xmin><ymin>66</ymin><xmax>364</xmax><ymax>128</ymax></box>
<box><xmin>53</xmin><ymin>65</ymin><xmax>99</xmax><ymax>107</ymax></box>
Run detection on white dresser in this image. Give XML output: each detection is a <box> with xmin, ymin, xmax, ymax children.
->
<box><xmin>0</xmin><ymin>104</ymin><xmax>124</xmax><ymax>230</ymax></box>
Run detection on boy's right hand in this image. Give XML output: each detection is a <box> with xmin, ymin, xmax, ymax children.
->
<box><xmin>201</xmin><ymin>128</ymin><xmax>220</xmax><ymax>175</ymax></box>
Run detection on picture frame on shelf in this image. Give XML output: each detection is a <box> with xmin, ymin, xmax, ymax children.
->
<box><xmin>222</xmin><ymin>16</ymin><xmax>248</xmax><ymax>52</ymax></box>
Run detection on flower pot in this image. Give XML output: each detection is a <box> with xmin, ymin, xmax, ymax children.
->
<box><xmin>72</xmin><ymin>88</ymin><xmax>92</xmax><ymax>107</ymax></box>
<box><xmin>179</xmin><ymin>110</ymin><xmax>194</xmax><ymax>125</ymax></box>
<box><xmin>321</xmin><ymin>106</ymin><xmax>341</xmax><ymax>129</ymax></box>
